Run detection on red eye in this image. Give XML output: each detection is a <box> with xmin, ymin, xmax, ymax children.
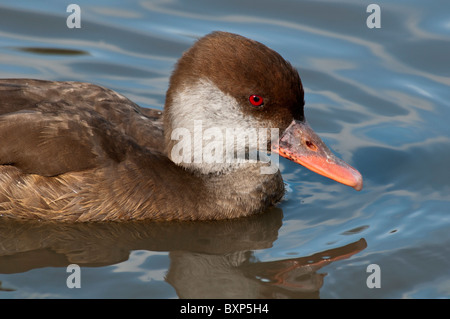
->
<box><xmin>249</xmin><ymin>94</ymin><xmax>264</xmax><ymax>107</ymax></box>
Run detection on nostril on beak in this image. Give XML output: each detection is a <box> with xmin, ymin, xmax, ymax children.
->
<box><xmin>305</xmin><ymin>140</ymin><xmax>318</xmax><ymax>151</ymax></box>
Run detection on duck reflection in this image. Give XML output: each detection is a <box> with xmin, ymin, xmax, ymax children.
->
<box><xmin>0</xmin><ymin>208</ymin><xmax>366</xmax><ymax>298</ymax></box>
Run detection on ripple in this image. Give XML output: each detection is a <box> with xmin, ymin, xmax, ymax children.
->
<box><xmin>14</xmin><ymin>47</ymin><xmax>89</xmax><ymax>56</ymax></box>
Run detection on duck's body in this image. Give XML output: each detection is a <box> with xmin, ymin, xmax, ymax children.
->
<box><xmin>0</xmin><ymin>79</ymin><xmax>283</xmax><ymax>221</ymax></box>
<box><xmin>0</xmin><ymin>32</ymin><xmax>362</xmax><ymax>222</ymax></box>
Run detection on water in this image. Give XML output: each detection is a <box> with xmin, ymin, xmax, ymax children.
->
<box><xmin>0</xmin><ymin>0</ymin><xmax>449</xmax><ymax>299</ymax></box>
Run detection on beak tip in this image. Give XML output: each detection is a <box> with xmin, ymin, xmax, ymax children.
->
<box><xmin>353</xmin><ymin>180</ymin><xmax>363</xmax><ymax>191</ymax></box>
<box><xmin>350</xmin><ymin>171</ymin><xmax>363</xmax><ymax>191</ymax></box>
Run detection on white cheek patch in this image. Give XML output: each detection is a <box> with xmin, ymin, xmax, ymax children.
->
<box><xmin>168</xmin><ymin>79</ymin><xmax>279</xmax><ymax>175</ymax></box>
<box><xmin>170</xmin><ymin>78</ymin><xmax>251</xmax><ymax>129</ymax></box>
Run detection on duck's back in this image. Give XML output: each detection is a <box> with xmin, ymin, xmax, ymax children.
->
<box><xmin>0</xmin><ymin>79</ymin><xmax>170</xmax><ymax>221</ymax></box>
<box><xmin>0</xmin><ymin>79</ymin><xmax>165</xmax><ymax>153</ymax></box>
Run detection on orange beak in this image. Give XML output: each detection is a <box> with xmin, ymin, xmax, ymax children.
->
<box><xmin>272</xmin><ymin>119</ymin><xmax>363</xmax><ymax>191</ymax></box>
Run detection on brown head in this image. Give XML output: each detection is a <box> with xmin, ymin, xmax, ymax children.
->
<box><xmin>163</xmin><ymin>31</ymin><xmax>362</xmax><ymax>190</ymax></box>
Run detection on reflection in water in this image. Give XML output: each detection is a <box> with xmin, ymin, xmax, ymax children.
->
<box><xmin>167</xmin><ymin>238</ymin><xmax>366</xmax><ymax>298</ymax></box>
<box><xmin>0</xmin><ymin>208</ymin><xmax>366</xmax><ymax>298</ymax></box>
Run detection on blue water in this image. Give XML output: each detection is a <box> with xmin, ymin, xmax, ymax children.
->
<box><xmin>0</xmin><ymin>0</ymin><xmax>449</xmax><ymax>299</ymax></box>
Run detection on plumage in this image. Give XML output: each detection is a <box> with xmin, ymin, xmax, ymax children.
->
<box><xmin>0</xmin><ymin>32</ymin><xmax>362</xmax><ymax>222</ymax></box>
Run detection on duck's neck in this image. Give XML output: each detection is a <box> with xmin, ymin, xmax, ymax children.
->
<box><xmin>197</xmin><ymin>162</ymin><xmax>285</xmax><ymax>219</ymax></box>
<box><xmin>125</xmin><ymin>155</ymin><xmax>285</xmax><ymax>221</ymax></box>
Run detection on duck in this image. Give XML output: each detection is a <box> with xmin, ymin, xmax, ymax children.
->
<box><xmin>0</xmin><ymin>31</ymin><xmax>362</xmax><ymax>222</ymax></box>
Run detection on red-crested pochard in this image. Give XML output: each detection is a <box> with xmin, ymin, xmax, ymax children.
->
<box><xmin>0</xmin><ymin>31</ymin><xmax>362</xmax><ymax>222</ymax></box>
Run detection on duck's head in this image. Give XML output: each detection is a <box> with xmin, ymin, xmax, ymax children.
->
<box><xmin>163</xmin><ymin>31</ymin><xmax>362</xmax><ymax>191</ymax></box>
